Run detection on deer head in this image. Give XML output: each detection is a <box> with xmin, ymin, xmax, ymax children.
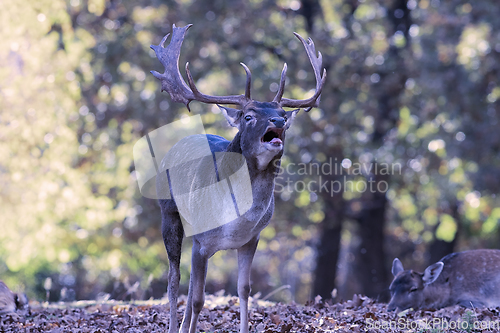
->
<box><xmin>150</xmin><ymin>24</ymin><xmax>326</xmax><ymax>169</ymax></box>
<box><xmin>387</xmin><ymin>258</ymin><xmax>443</xmax><ymax>311</ymax></box>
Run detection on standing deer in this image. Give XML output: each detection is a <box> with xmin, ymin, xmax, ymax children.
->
<box><xmin>388</xmin><ymin>249</ymin><xmax>500</xmax><ymax>311</ymax></box>
<box><xmin>150</xmin><ymin>24</ymin><xmax>325</xmax><ymax>333</ymax></box>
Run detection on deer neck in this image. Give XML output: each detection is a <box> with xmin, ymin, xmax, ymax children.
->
<box><xmin>225</xmin><ymin>131</ymin><xmax>243</xmax><ymax>154</ymax></box>
<box><xmin>423</xmin><ymin>282</ymin><xmax>451</xmax><ymax>308</ymax></box>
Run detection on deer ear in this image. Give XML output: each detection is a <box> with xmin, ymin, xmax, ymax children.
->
<box><xmin>219</xmin><ymin>105</ymin><xmax>242</xmax><ymax>128</ymax></box>
<box><xmin>422</xmin><ymin>261</ymin><xmax>444</xmax><ymax>285</ymax></box>
<box><xmin>392</xmin><ymin>258</ymin><xmax>404</xmax><ymax>276</ymax></box>
<box><xmin>284</xmin><ymin>109</ymin><xmax>299</xmax><ymax>130</ymax></box>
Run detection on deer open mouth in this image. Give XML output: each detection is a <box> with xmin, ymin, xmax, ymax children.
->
<box><xmin>261</xmin><ymin>128</ymin><xmax>284</xmax><ymax>147</ymax></box>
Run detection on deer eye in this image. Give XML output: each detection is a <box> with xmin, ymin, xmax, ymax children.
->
<box><xmin>409</xmin><ymin>287</ymin><xmax>418</xmax><ymax>293</ymax></box>
<box><xmin>244</xmin><ymin>115</ymin><xmax>253</xmax><ymax>121</ymax></box>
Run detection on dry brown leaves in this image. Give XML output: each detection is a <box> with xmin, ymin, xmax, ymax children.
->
<box><xmin>1</xmin><ymin>293</ymin><xmax>499</xmax><ymax>332</ymax></box>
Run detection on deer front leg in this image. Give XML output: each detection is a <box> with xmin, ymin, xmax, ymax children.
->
<box><xmin>237</xmin><ymin>236</ymin><xmax>259</xmax><ymax>333</ymax></box>
<box><xmin>181</xmin><ymin>240</ymin><xmax>208</xmax><ymax>333</ymax></box>
<box><xmin>161</xmin><ymin>204</ymin><xmax>184</xmax><ymax>333</ymax></box>
<box><xmin>167</xmin><ymin>256</ymin><xmax>181</xmax><ymax>333</ymax></box>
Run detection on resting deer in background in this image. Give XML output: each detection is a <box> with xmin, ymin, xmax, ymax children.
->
<box><xmin>388</xmin><ymin>249</ymin><xmax>500</xmax><ymax>311</ymax></box>
<box><xmin>0</xmin><ymin>281</ymin><xmax>28</xmax><ymax>319</ymax></box>
<box><xmin>150</xmin><ymin>24</ymin><xmax>325</xmax><ymax>333</ymax></box>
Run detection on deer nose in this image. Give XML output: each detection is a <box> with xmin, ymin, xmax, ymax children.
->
<box><xmin>387</xmin><ymin>302</ymin><xmax>398</xmax><ymax>312</ymax></box>
<box><xmin>269</xmin><ymin>117</ymin><xmax>285</xmax><ymax>128</ymax></box>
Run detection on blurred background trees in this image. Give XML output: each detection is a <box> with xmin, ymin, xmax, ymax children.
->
<box><xmin>1</xmin><ymin>0</ymin><xmax>499</xmax><ymax>304</ymax></box>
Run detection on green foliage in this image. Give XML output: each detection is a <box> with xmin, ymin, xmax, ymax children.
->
<box><xmin>0</xmin><ymin>0</ymin><xmax>139</xmax><ymax>298</ymax></box>
<box><xmin>461</xmin><ymin>310</ymin><xmax>476</xmax><ymax>333</ymax></box>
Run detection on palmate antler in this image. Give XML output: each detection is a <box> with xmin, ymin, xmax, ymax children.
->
<box><xmin>150</xmin><ymin>24</ymin><xmax>326</xmax><ymax>111</ymax></box>
<box><xmin>274</xmin><ymin>33</ymin><xmax>327</xmax><ymax>112</ymax></box>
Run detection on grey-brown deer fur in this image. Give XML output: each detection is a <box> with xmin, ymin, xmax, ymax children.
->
<box><xmin>150</xmin><ymin>24</ymin><xmax>326</xmax><ymax>333</ymax></box>
<box><xmin>0</xmin><ymin>281</ymin><xmax>27</xmax><ymax>319</ymax></box>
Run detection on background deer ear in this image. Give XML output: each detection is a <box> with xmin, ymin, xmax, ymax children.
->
<box><xmin>284</xmin><ymin>109</ymin><xmax>299</xmax><ymax>129</ymax></box>
<box><xmin>219</xmin><ymin>105</ymin><xmax>242</xmax><ymax>128</ymax></box>
<box><xmin>422</xmin><ymin>261</ymin><xmax>444</xmax><ymax>285</ymax></box>
<box><xmin>391</xmin><ymin>258</ymin><xmax>404</xmax><ymax>276</ymax></box>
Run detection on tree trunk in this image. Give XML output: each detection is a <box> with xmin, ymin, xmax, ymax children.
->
<box><xmin>347</xmin><ymin>0</ymin><xmax>412</xmax><ymax>302</ymax></box>
<box><xmin>313</xmin><ymin>187</ymin><xmax>344</xmax><ymax>300</ymax></box>
<box><xmin>348</xmin><ymin>173</ymin><xmax>389</xmax><ymax>302</ymax></box>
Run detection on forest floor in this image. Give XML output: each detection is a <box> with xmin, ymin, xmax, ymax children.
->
<box><xmin>1</xmin><ymin>293</ymin><xmax>499</xmax><ymax>332</ymax></box>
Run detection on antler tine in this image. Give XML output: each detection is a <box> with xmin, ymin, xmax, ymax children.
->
<box><xmin>150</xmin><ymin>24</ymin><xmax>249</xmax><ymax>110</ymax></box>
<box><xmin>279</xmin><ymin>32</ymin><xmax>327</xmax><ymax>111</ymax></box>
<box><xmin>160</xmin><ymin>33</ymin><xmax>170</xmax><ymax>48</ymax></box>
<box><xmin>272</xmin><ymin>63</ymin><xmax>288</xmax><ymax>103</ymax></box>
<box><xmin>240</xmin><ymin>63</ymin><xmax>252</xmax><ymax>99</ymax></box>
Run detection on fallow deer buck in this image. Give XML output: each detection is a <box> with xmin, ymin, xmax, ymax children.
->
<box><xmin>150</xmin><ymin>24</ymin><xmax>325</xmax><ymax>333</ymax></box>
<box><xmin>388</xmin><ymin>249</ymin><xmax>500</xmax><ymax>311</ymax></box>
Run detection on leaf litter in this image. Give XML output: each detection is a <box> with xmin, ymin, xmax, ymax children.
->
<box><xmin>1</xmin><ymin>293</ymin><xmax>499</xmax><ymax>332</ymax></box>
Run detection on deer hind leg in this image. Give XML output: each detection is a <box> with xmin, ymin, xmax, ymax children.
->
<box><xmin>180</xmin><ymin>240</ymin><xmax>208</xmax><ymax>333</ymax></box>
<box><xmin>237</xmin><ymin>236</ymin><xmax>259</xmax><ymax>333</ymax></box>
<box><xmin>161</xmin><ymin>200</ymin><xmax>184</xmax><ymax>333</ymax></box>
